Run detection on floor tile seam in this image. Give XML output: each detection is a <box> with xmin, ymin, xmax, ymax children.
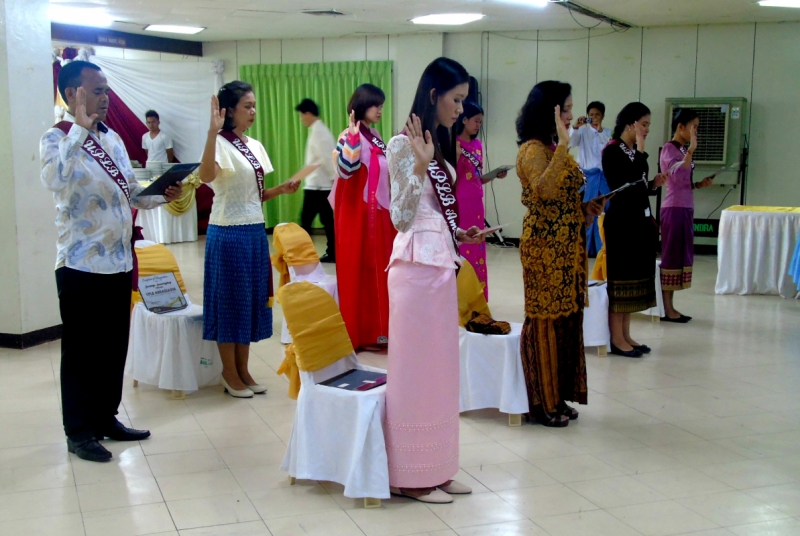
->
<box><xmin>139</xmin><ymin>442</ymin><xmax>179</xmax><ymax>534</ymax></box>
<box><xmin>603</xmin><ymin>497</ymin><xmax>724</xmax><ymax>532</ymax></box>
<box><xmin>674</xmin><ymin>491</ymin><xmax>794</xmax><ymax>526</ymax></box>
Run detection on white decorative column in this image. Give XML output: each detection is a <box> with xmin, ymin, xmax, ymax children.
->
<box><xmin>0</xmin><ymin>0</ymin><xmax>62</xmax><ymax>347</ymax></box>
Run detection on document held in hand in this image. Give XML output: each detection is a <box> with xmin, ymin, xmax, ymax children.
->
<box><xmin>137</xmin><ymin>163</ymin><xmax>200</xmax><ymax>197</ymax></box>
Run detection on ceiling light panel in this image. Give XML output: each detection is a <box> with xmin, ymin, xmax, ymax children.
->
<box><xmin>411</xmin><ymin>13</ymin><xmax>486</xmax><ymax>25</ymax></box>
<box><xmin>144</xmin><ymin>24</ymin><xmax>206</xmax><ymax>34</ymax></box>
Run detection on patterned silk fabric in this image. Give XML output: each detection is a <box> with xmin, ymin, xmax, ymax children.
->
<box><xmin>517</xmin><ymin>141</ymin><xmax>587</xmax><ymax>319</ymax></box>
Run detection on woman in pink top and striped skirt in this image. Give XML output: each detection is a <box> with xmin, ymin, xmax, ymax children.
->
<box><xmin>659</xmin><ymin>108</ymin><xmax>714</xmax><ymax>322</ymax></box>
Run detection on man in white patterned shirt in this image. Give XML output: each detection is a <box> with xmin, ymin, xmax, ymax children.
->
<box><xmin>41</xmin><ymin>61</ymin><xmax>182</xmax><ymax>462</ymax></box>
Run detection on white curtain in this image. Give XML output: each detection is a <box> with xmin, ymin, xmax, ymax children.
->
<box><xmin>90</xmin><ymin>56</ymin><xmax>222</xmax><ymax>163</ymax></box>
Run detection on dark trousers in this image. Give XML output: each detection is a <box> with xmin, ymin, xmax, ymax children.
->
<box><xmin>300</xmin><ymin>189</ymin><xmax>335</xmax><ymax>257</ymax></box>
<box><xmin>56</xmin><ymin>267</ymin><xmax>132</xmax><ymax>442</ymax></box>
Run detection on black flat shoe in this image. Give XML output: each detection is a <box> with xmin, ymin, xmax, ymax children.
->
<box><xmin>661</xmin><ymin>315</ymin><xmax>691</xmax><ymax>323</ymax></box>
<box><xmin>610</xmin><ymin>344</ymin><xmax>643</xmax><ymax>358</ymax></box>
<box><xmin>320</xmin><ymin>254</ymin><xmax>335</xmax><ymax>263</ymax></box>
<box><xmin>633</xmin><ymin>345</ymin><xmax>651</xmax><ymax>354</ymax></box>
<box><xmin>97</xmin><ymin>421</ymin><xmax>151</xmax><ymax>442</ymax></box>
<box><xmin>68</xmin><ymin>438</ymin><xmax>112</xmax><ymax>462</ymax></box>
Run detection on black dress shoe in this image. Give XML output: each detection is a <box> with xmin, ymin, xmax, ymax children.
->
<box><xmin>610</xmin><ymin>343</ymin><xmax>643</xmax><ymax>358</ymax></box>
<box><xmin>320</xmin><ymin>253</ymin><xmax>335</xmax><ymax>263</ymax></box>
<box><xmin>67</xmin><ymin>438</ymin><xmax>112</xmax><ymax>462</ymax></box>
<box><xmin>97</xmin><ymin>421</ymin><xmax>151</xmax><ymax>441</ymax></box>
<box><xmin>660</xmin><ymin>314</ymin><xmax>691</xmax><ymax>323</ymax></box>
<box><xmin>633</xmin><ymin>345</ymin><xmax>652</xmax><ymax>354</ymax></box>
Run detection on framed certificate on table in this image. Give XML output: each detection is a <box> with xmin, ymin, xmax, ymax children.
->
<box><xmin>139</xmin><ymin>272</ymin><xmax>188</xmax><ymax>314</ymax></box>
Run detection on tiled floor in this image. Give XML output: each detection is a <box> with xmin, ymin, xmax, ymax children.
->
<box><xmin>1</xmin><ymin>237</ymin><xmax>799</xmax><ymax>536</ymax></box>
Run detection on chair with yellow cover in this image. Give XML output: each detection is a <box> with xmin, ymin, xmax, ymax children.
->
<box><xmin>457</xmin><ymin>259</ymin><xmax>528</xmax><ymax>426</ymax></box>
<box><xmin>277</xmin><ymin>281</ymin><xmax>388</xmax><ymax>508</ymax></box>
<box><xmin>126</xmin><ymin>241</ymin><xmax>222</xmax><ymax>399</ymax></box>
<box><xmin>271</xmin><ymin>222</ymin><xmax>338</xmax><ymax>344</ymax></box>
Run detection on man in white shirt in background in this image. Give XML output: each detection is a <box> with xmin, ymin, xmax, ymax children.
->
<box><xmin>570</xmin><ymin>101</ymin><xmax>612</xmax><ymax>257</ymax></box>
<box><xmin>142</xmin><ymin>110</ymin><xmax>175</xmax><ymax>165</ymax></box>
<box><xmin>296</xmin><ymin>99</ymin><xmax>337</xmax><ymax>262</ymax></box>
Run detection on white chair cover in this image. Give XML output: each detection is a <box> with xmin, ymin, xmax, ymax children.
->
<box><xmin>641</xmin><ymin>260</ymin><xmax>665</xmax><ymax>318</ymax></box>
<box><xmin>280</xmin><ymin>263</ymin><xmax>338</xmax><ymax>344</ymax></box>
<box><xmin>281</xmin><ymin>354</ymin><xmax>390</xmax><ymax>499</ymax></box>
<box><xmin>458</xmin><ymin>322</ymin><xmax>529</xmax><ymax>414</ymax></box>
<box><xmin>584</xmin><ymin>283</ymin><xmax>611</xmax><ymax>349</ymax></box>
<box><xmin>139</xmin><ymin>202</ymin><xmax>198</xmax><ymax>244</ymax></box>
<box><xmin>126</xmin><ymin>296</ymin><xmax>222</xmax><ymax>392</ymax></box>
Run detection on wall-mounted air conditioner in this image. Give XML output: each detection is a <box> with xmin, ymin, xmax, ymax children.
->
<box><xmin>664</xmin><ymin>97</ymin><xmax>748</xmax><ymax>184</ymax></box>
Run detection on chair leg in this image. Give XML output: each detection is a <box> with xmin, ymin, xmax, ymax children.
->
<box><xmin>288</xmin><ymin>476</ymin><xmax>296</xmax><ymax>485</ymax></box>
<box><xmin>652</xmin><ymin>315</ymin><xmax>660</xmax><ymax>323</ymax></box>
<box><xmin>133</xmin><ymin>379</ymin><xmax>139</xmax><ymax>387</ymax></box>
<box><xmin>597</xmin><ymin>345</ymin><xmax>608</xmax><ymax>357</ymax></box>
<box><xmin>171</xmin><ymin>390</ymin><xmax>185</xmax><ymax>400</ymax></box>
<box><xmin>508</xmin><ymin>414</ymin><xmax>522</xmax><ymax>427</ymax></box>
<box><xmin>364</xmin><ymin>498</ymin><xmax>381</xmax><ymax>509</ymax></box>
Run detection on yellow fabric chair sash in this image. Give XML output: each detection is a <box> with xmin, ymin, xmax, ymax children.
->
<box><xmin>163</xmin><ymin>172</ymin><xmax>201</xmax><ymax>217</ymax></box>
<box><xmin>457</xmin><ymin>259</ymin><xmax>492</xmax><ymax>327</ymax></box>
<box><xmin>591</xmin><ymin>214</ymin><xmax>607</xmax><ymax>281</ymax></box>
<box><xmin>270</xmin><ymin>223</ymin><xmax>321</xmax><ymax>288</ymax></box>
<box><xmin>276</xmin><ymin>282</ymin><xmax>354</xmax><ymax>398</ymax></box>
<box><xmin>131</xmin><ymin>244</ymin><xmax>188</xmax><ymax>305</ymax></box>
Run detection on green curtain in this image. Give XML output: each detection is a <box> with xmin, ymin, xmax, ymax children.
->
<box><xmin>239</xmin><ymin>61</ymin><xmax>393</xmax><ymax>228</ymax></box>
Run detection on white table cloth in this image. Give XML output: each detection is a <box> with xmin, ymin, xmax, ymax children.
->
<box><xmin>126</xmin><ymin>297</ymin><xmax>222</xmax><ymax>392</ymax></box>
<box><xmin>459</xmin><ymin>322</ymin><xmax>528</xmax><ymax>415</ymax></box>
<box><xmin>716</xmin><ymin>207</ymin><xmax>800</xmax><ymax>299</ymax></box>
<box><xmin>139</xmin><ymin>201</ymin><xmax>198</xmax><ymax>244</ymax></box>
<box><xmin>641</xmin><ymin>260</ymin><xmax>666</xmax><ymax>318</ymax></box>
<box><xmin>584</xmin><ymin>283</ymin><xmax>611</xmax><ymax>349</ymax></box>
<box><xmin>281</xmin><ymin>355</ymin><xmax>389</xmax><ymax>500</ymax></box>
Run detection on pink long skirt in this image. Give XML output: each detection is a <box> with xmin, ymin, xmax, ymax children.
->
<box><xmin>384</xmin><ymin>261</ymin><xmax>460</xmax><ymax>488</ymax></box>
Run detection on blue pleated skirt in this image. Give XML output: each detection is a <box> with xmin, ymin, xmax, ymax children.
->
<box><xmin>203</xmin><ymin>223</ymin><xmax>273</xmax><ymax>344</ymax></box>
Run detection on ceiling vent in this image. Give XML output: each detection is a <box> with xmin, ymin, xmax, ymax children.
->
<box><xmin>301</xmin><ymin>9</ymin><xmax>346</xmax><ymax>17</ymax></box>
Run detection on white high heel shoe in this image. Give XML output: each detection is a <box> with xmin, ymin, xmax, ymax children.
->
<box><xmin>247</xmin><ymin>384</ymin><xmax>267</xmax><ymax>394</ymax></box>
<box><xmin>221</xmin><ymin>377</ymin><xmax>254</xmax><ymax>398</ymax></box>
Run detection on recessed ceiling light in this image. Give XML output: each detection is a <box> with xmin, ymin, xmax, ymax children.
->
<box><xmin>411</xmin><ymin>13</ymin><xmax>486</xmax><ymax>25</ymax></box>
<box><xmin>504</xmin><ymin>0</ymin><xmax>550</xmax><ymax>6</ymax></box>
<box><xmin>759</xmin><ymin>0</ymin><xmax>800</xmax><ymax>6</ymax></box>
<box><xmin>144</xmin><ymin>25</ymin><xmax>206</xmax><ymax>35</ymax></box>
<box><xmin>47</xmin><ymin>5</ymin><xmax>114</xmax><ymax>28</ymax></box>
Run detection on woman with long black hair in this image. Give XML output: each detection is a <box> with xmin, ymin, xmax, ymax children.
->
<box><xmin>383</xmin><ymin>58</ymin><xmax>484</xmax><ymax>504</ymax></box>
<box><xmin>601</xmin><ymin>102</ymin><xmax>667</xmax><ymax>357</ymax></box>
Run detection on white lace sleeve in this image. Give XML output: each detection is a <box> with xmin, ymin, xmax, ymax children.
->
<box><xmin>386</xmin><ymin>136</ymin><xmax>425</xmax><ymax>233</ymax></box>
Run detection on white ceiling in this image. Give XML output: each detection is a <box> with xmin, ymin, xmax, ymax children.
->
<box><xmin>51</xmin><ymin>0</ymin><xmax>800</xmax><ymax>42</ymax></box>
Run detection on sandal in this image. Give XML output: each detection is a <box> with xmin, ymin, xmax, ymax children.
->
<box><xmin>534</xmin><ymin>411</ymin><xmax>569</xmax><ymax>428</ymax></box>
<box><xmin>557</xmin><ymin>402</ymin><xmax>579</xmax><ymax>420</ymax></box>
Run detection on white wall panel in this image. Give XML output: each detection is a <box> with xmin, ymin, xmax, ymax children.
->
<box><xmin>587</xmin><ymin>28</ymin><xmax>642</xmax><ymax>126</ymax></box>
<box><xmin>749</xmin><ymin>22</ymin><xmax>800</xmax><ymax>206</ymax></box>
<box><xmin>485</xmin><ymin>31</ymin><xmax>538</xmax><ymax>237</ymax></box>
<box><xmin>538</xmin><ymin>29</ymin><xmax>589</xmax><ymax>117</ymax></box>
<box><xmin>281</xmin><ymin>38</ymin><xmax>323</xmax><ymax>64</ymax></box>
<box><xmin>640</xmin><ymin>26</ymin><xmax>698</xmax><ymax>173</ymax></box>
<box><xmin>260</xmin><ymin>39</ymin><xmax>282</xmax><ymax>64</ymax></box>
<box><xmin>389</xmin><ymin>33</ymin><xmax>443</xmax><ymax>134</ymax></box>
<box><xmin>367</xmin><ymin>35</ymin><xmax>390</xmax><ymax>61</ymax></box>
<box><xmin>323</xmin><ymin>37</ymin><xmax>368</xmax><ymax>62</ymax></box>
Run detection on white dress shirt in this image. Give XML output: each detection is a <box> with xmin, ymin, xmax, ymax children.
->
<box><xmin>142</xmin><ymin>131</ymin><xmax>173</xmax><ymax>163</ymax></box>
<box><xmin>211</xmin><ymin>134</ymin><xmax>274</xmax><ymax>227</ymax></box>
<box><xmin>569</xmin><ymin>125</ymin><xmax>612</xmax><ymax>171</ymax></box>
<box><xmin>304</xmin><ymin>119</ymin><xmax>337</xmax><ymax>190</ymax></box>
<box><xmin>40</xmin><ymin>113</ymin><xmax>165</xmax><ymax>274</ymax></box>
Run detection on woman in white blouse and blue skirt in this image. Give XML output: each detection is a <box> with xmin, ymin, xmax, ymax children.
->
<box><xmin>199</xmin><ymin>81</ymin><xmax>300</xmax><ymax>398</ymax></box>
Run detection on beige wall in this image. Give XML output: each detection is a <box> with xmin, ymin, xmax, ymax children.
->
<box><xmin>445</xmin><ymin>23</ymin><xmax>799</xmax><ymax>237</ymax></box>
<box><xmin>92</xmin><ymin>23</ymin><xmax>799</xmax><ymax>239</ymax></box>
<box><xmin>203</xmin><ymin>35</ymin><xmax>445</xmax><ymax>135</ymax></box>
